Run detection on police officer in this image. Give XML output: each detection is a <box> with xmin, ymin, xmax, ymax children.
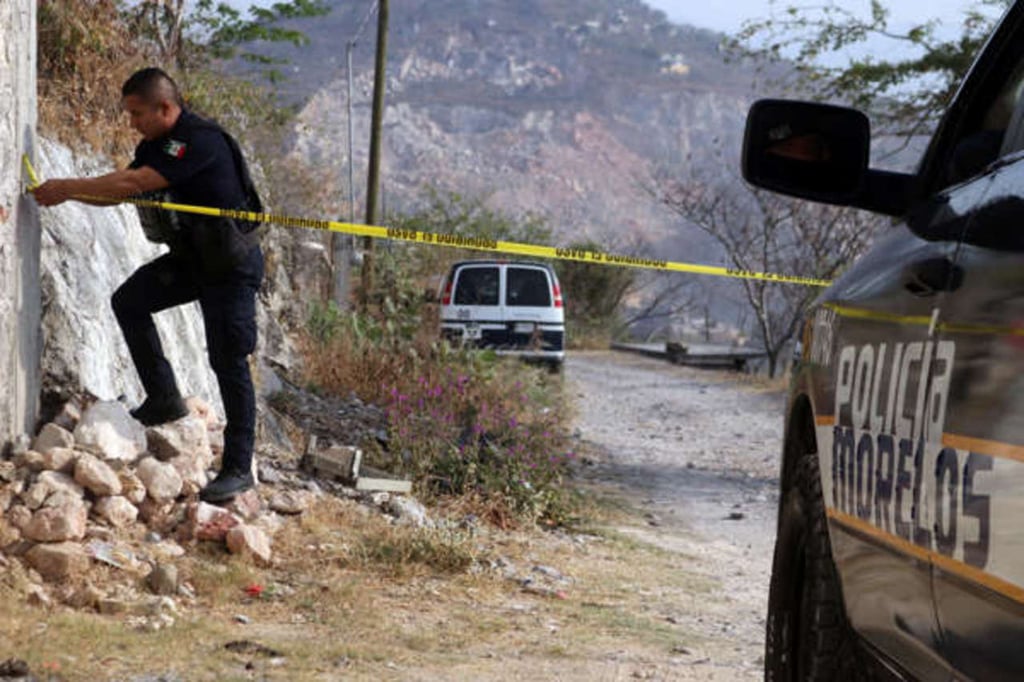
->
<box><xmin>32</xmin><ymin>67</ymin><xmax>263</xmax><ymax>503</ymax></box>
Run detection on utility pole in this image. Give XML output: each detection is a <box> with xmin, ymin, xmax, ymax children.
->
<box><xmin>347</xmin><ymin>41</ymin><xmax>356</xmax><ymax>226</ymax></box>
<box><xmin>360</xmin><ymin>0</ymin><xmax>388</xmax><ymax>311</ymax></box>
<box><xmin>329</xmin><ymin>41</ymin><xmax>358</xmax><ymax>309</ymax></box>
<box><xmin>332</xmin><ymin>1</ymin><xmax>377</xmax><ymax>310</ymax></box>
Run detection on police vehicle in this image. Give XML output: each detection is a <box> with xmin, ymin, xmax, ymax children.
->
<box><xmin>742</xmin><ymin>3</ymin><xmax>1024</xmax><ymax>680</ymax></box>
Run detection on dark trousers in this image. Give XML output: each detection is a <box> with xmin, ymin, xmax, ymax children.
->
<box><xmin>111</xmin><ymin>247</ymin><xmax>264</xmax><ymax>473</ymax></box>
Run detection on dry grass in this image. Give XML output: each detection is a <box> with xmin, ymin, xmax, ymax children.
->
<box><xmin>0</xmin><ymin>491</ymin><xmax>715</xmax><ymax>681</ymax></box>
<box><xmin>37</xmin><ymin>0</ymin><xmax>145</xmax><ymax>158</ymax></box>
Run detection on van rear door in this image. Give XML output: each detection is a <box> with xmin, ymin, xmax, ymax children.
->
<box><xmin>449</xmin><ymin>264</ymin><xmax>501</xmax><ymax>342</ymax></box>
<box><xmin>505</xmin><ymin>265</ymin><xmax>565</xmax><ymax>351</ymax></box>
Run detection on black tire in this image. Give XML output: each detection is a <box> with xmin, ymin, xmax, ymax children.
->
<box><xmin>765</xmin><ymin>447</ymin><xmax>866</xmax><ymax>681</ymax></box>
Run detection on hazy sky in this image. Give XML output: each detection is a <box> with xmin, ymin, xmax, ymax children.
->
<box><xmin>645</xmin><ymin>0</ymin><xmax>1000</xmax><ymax>35</ymax></box>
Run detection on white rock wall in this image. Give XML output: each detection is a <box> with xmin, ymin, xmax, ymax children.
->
<box><xmin>0</xmin><ymin>0</ymin><xmax>40</xmax><ymax>446</ymax></box>
<box><xmin>37</xmin><ymin>139</ymin><xmax>223</xmax><ymax>412</ymax></box>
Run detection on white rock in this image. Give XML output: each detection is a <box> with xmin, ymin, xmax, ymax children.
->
<box><xmin>37</xmin><ymin>139</ymin><xmax>223</xmax><ymax>419</ymax></box>
<box><xmin>14</xmin><ymin>450</ymin><xmax>45</xmax><ymax>472</ymax></box>
<box><xmin>150</xmin><ymin>540</ymin><xmax>186</xmax><ymax>560</ymax></box>
<box><xmin>119</xmin><ymin>471</ymin><xmax>147</xmax><ymax>505</ymax></box>
<box><xmin>387</xmin><ymin>496</ymin><xmax>431</xmax><ymax>528</ymax></box>
<box><xmin>147</xmin><ymin>415</ymin><xmax>212</xmax><ymax>463</ymax></box>
<box><xmin>23</xmin><ymin>497</ymin><xmax>88</xmax><ymax>542</ymax></box>
<box><xmin>26</xmin><ymin>583</ymin><xmax>53</xmax><ymax>608</ymax></box>
<box><xmin>21</xmin><ymin>483</ymin><xmax>49</xmax><ymax>511</ymax></box>
<box><xmin>0</xmin><ymin>460</ymin><xmax>16</xmax><ymax>482</ymax></box>
<box><xmin>40</xmin><ymin>447</ymin><xmax>77</xmax><ymax>474</ymax></box>
<box><xmin>226</xmin><ymin>524</ymin><xmax>272</xmax><ymax>564</ymax></box>
<box><xmin>37</xmin><ymin>470</ymin><xmax>85</xmax><ymax>498</ymax></box>
<box><xmin>93</xmin><ymin>496</ymin><xmax>139</xmax><ymax>528</ymax></box>
<box><xmin>136</xmin><ymin>498</ymin><xmax>181</xmax><ymax>534</ymax></box>
<box><xmin>186</xmin><ymin>501</ymin><xmax>241</xmax><ymax>542</ymax></box>
<box><xmin>136</xmin><ymin>457</ymin><xmax>183</xmax><ymax>502</ymax></box>
<box><xmin>225</xmin><ymin>489</ymin><xmax>262</xmax><ymax>521</ymax></box>
<box><xmin>74</xmin><ymin>453</ymin><xmax>122</xmax><ymax>497</ymax></box>
<box><xmin>253</xmin><ymin>512</ymin><xmax>284</xmax><ymax>537</ymax></box>
<box><xmin>168</xmin><ymin>453</ymin><xmax>209</xmax><ymax>489</ymax></box>
<box><xmin>7</xmin><ymin>504</ymin><xmax>32</xmax><ymax>530</ymax></box>
<box><xmin>73</xmin><ymin>400</ymin><xmax>147</xmax><ymax>463</ymax></box>
<box><xmin>42</xmin><ymin>489</ymin><xmax>87</xmax><ymax>511</ymax></box>
<box><xmin>32</xmin><ymin>423</ymin><xmax>74</xmax><ymax>454</ymax></box>
<box><xmin>208</xmin><ymin>427</ymin><xmax>225</xmax><ymax>457</ymax></box>
<box><xmin>25</xmin><ymin>542</ymin><xmax>90</xmax><ymax>582</ymax></box>
<box><xmin>184</xmin><ymin>396</ymin><xmax>219</xmax><ymax>429</ymax></box>
<box><xmin>0</xmin><ymin>485</ymin><xmax>13</xmax><ymax>514</ymax></box>
<box><xmin>52</xmin><ymin>401</ymin><xmax>83</xmax><ymax>432</ymax></box>
<box><xmin>269</xmin><ymin>490</ymin><xmax>309</xmax><ymax>515</ymax></box>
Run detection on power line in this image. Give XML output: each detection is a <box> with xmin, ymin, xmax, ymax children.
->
<box><xmin>350</xmin><ymin>0</ymin><xmax>378</xmax><ymax>47</ymax></box>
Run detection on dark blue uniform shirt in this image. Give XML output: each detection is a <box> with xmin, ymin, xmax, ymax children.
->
<box><xmin>130</xmin><ymin>109</ymin><xmax>246</xmax><ymax>211</ymax></box>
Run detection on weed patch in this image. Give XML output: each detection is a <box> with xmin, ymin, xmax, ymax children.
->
<box><xmin>299</xmin><ymin>292</ymin><xmax>579</xmax><ymax>526</ymax></box>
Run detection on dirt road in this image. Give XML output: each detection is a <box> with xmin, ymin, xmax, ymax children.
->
<box><xmin>568</xmin><ymin>350</ymin><xmax>786</xmax><ymax>680</ymax></box>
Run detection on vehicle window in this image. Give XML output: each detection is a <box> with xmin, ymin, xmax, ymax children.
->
<box><xmin>996</xmin><ymin>60</ymin><xmax>1024</xmax><ymax>156</ymax></box>
<box><xmin>506</xmin><ymin>268</ymin><xmax>551</xmax><ymax>307</ymax></box>
<box><xmin>453</xmin><ymin>267</ymin><xmax>499</xmax><ymax>305</ymax></box>
<box><xmin>932</xmin><ymin>20</ymin><xmax>1024</xmax><ymax>189</ymax></box>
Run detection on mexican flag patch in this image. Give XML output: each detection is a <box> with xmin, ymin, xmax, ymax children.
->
<box><xmin>163</xmin><ymin>139</ymin><xmax>187</xmax><ymax>159</ymax></box>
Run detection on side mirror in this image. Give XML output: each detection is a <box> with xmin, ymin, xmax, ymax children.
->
<box><xmin>742</xmin><ymin>99</ymin><xmax>870</xmax><ymax>204</ymax></box>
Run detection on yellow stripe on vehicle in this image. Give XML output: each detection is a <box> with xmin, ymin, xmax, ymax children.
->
<box><xmin>827</xmin><ymin>508</ymin><xmax>1024</xmax><ymax>606</ymax></box>
<box><xmin>818</xmin><ymin>414</ymin><xmax>1024</xmax><ymax>466</ymax></box>
<box><xmin>941</xmin><ymin>433</ymin><xmax>1024</xmax><ymax>464</ymax></box>
<box><xmin>824</xmin><ymin>303</ymin><xmax>1024</xmax><ymax>337</ymax></box>
<box><xmin>22</xmin><ymin>154</ymin><xmax>832</xmax><ymax>287</ymax></box>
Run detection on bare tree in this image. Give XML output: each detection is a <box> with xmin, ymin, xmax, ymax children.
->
<box><xmin>555</xmin><ymin>235</ymin><xmax>697</xmax><ymax>343</ymax></box>
<box><xmin>621</xmin><ymin>272</ymin><xmax>696</xmax><ymax>330</ymax></box>
<box><xmin>657</xmin><ymin>172</ymin><xmax>879</xmax><ymax>376</ymax></box>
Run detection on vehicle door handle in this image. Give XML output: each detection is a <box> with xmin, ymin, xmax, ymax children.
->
<box><xmin>903</xmin><ymin>257</ymin><xmax>964</xmax><ymax>296</ymax></box>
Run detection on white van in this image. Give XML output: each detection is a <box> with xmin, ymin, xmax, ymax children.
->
<box><xmin>439</xmin><ymin>260</ymin><xmax>565</xmax><ymax>367</ymax></box>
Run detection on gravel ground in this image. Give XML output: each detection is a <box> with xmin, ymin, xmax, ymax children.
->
<box><xmin>568</xmin><ymin>350</ymin><xmax>788</xmax><ymax>680</ymax></box>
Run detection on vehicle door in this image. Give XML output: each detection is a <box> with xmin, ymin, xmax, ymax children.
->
<box><xmin>504</xmin><ymin>265</ymin><xmax>558</xmax><ymax>349</ymax></box>
<box><xmin>451</xmin><ymin>264</ymin><xmax>501</xmax><ymax>345</ymax></box>
<box><xmin>919</xmin><ymin>7</ymin><xmax>1024</xmax><ymax>677</ymax></box>
<box><xmin>812</xmin><ymin>185</ymin><xmax>964</xmax><ymax>679</ymax></box>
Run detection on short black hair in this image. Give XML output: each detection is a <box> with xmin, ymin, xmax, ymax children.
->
<box><xmin>121</xmin><ymin>67</ymin><xmax>183</xmax><ymax>106</ymax></box>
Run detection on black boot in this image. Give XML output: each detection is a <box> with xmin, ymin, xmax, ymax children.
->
<box><xmin>199</xmin><ymin>468</ymin><xmax>255</xmax><ymax>503</ymax></box>
<box><xmin>130</xmin><ymin>395</ymin><xmax>189</xmax><ymax>426</ymax></box>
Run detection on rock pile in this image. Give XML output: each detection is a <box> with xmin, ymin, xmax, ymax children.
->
<box><xmin>0</xmin><ymin>396</ymin><xmax>283</xmax><ymax>612</ymax></box>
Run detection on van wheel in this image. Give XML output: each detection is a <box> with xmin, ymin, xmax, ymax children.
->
<box><xmin>547</xmin><ymin>360</ymin><xmax>563</xmax><ymax>375</ymax></box>
<box><xmin>765</xmin><ymin>448</ymin><xmax>865</xmax><ymax>682</ymax></box>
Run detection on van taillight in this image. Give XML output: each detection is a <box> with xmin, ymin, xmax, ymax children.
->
<box><xmin>442</xmin><ymin>279</ymin><xmax>453</xmax><ymax>305</ymax></box>
<box><xmin>552</xmin><ymin>283</ymin><xmax>563</xmax><ymax>308</ymax></box>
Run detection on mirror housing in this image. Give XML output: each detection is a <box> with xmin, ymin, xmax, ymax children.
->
<box><xmin>742</xmin><ymin>99</ymin><xmax>871</xmax><ymax>205</ymax></box>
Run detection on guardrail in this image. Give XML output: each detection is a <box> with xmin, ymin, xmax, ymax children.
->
<box><xmin>610</xmin><ymin>341</ymin><xmax>767</xmax><ymax>372</ymax></box>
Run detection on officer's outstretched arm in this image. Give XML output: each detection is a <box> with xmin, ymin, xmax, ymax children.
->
<box><xmin>32</xmin><ymin>166</ymin><xmax>169</xmax><ymax>207</ymax></box>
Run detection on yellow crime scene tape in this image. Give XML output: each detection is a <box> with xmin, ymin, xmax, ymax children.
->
<box><xmin>22</xmin><ymin>154</ymin><xmax>831</xmax><ymax>287</ymax></box>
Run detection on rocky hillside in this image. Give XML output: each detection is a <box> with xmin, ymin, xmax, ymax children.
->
<box><xmin>251</xmin><ymin>0</ymin><xmax>762</xmax><ymax>266</ymax></box>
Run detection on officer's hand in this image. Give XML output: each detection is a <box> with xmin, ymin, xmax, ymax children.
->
<box><xmin>31</xmin><ymin>179</ymin><xmax>73</xmax><ymax>207</ymax></box>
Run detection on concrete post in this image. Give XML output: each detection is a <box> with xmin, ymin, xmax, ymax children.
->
<box><xmin>0</xmin><ymin>0</ymin><xmax>40</xmax><ymax>448</ymax></box>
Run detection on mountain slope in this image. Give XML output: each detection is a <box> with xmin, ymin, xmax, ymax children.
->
<box><xmin>251</xmin><ymin>0</ymin><xmax>761</xmax><ymax>273</ymax></box>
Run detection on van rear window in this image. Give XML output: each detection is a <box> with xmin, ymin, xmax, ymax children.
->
<box><xmin>453</xmin><ymin>267</ymin><xmax>499</xmax><ymax>305</ymax></box>
<box><xmin>507</xmin><ymin>267</ymin><xmax>551</xmax><ymax>307</ymax></box>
